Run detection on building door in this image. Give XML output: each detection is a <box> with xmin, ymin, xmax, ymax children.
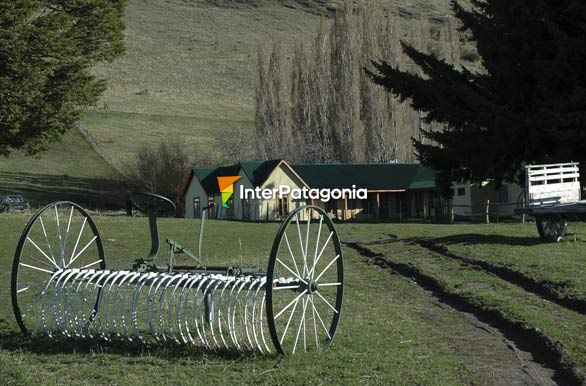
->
<box><xmin>277</xmin><ymin>196</ymin><xmax>289</xmax><ymax>220</ymax></box>
<box><xmin>242</xmin><ymin>198</ymin><xmax>250</xmax><ymax>221</ymax></box>
<box><xmin>193</xmin><ymin>197</ymin><xmax>201</xmax><ymax>219</ymax></box>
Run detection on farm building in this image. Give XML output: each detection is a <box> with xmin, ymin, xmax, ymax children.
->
<box><xmin>451</xmin><ymin>181</ymin><xmax>524</xmax><ymax>218</ymax></box>
<box><xmin>183</xmin><ymin>160</ymin><xmax>439</xmax><ymax>221</ymax></box>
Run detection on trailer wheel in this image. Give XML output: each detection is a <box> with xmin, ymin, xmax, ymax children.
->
<box><xmin>535</xmin><ymin>214</ymin><xmax>567</xmax><ymax>242</ymax></box>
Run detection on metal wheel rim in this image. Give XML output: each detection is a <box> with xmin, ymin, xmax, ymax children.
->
<box><xmin>266</xmin><ymin>205</ymin><xmax>344</xmax><ymax>354</ymax></box>
<box><xmin>11</xmin><ymin>201</ymin><xmax>106</xmax><ymax>336</ymax></box>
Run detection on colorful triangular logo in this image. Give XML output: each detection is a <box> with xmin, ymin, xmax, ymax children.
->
<box><xmin>217</xmin><ymin>176</ymin><xmax>241</xmax><ymax>208</ymax></box>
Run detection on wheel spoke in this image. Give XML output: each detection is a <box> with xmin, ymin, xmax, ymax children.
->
<box><xmin>283</xmin><ymin>233</ymin><xmax>301</xmax><ymax>277</ymax></box>
<box><xmin>275</xmin><ymin>290</ymin><xmax>308</xmax><ymax>319</ymax></box>
<box><xmin>26</xmin><ymin>237</ymin><xmax>58</xmax><ymax>268</ymax></box>
<box><xmin>310</xmin><ymin>295</ymin><xmax>331</xmax><ymax>339</ymax></box>
<box><xmin>279</xmin><ymin>296</ymin><xmax>301</xmax><ymax>344</ymax></box>
<box><xmin>276</xmin><ymin>258</ymin><xmax>307</xmax><ymax>284</ymax></box>
<box><xmin>20</xmin><ymin>262</ymin><xmax>54</xmax><ymax>274</ymax></box>
<box><xmin>38</xmin><ymin>216</ymin><xmax>56</xmax><ymax>262</ymax></box>
<box><xmin>314</xmin><ymin>254</ymin><xmax>340</xmax><ymax>282</ymax></box>
<box><xmin>309</xmin><ymin>231</ymin><xmax>333</xmax><ymax>278</ymax></box>
<box><xmin>315</xmin><ymin>291</ymin><xmax>338</xmax><ymax>314</ymax></box>
<box><xmin>295</xmin><ymin>216</ymin><xmax>306</xmax><ymax>272</ymax></box>
<box><xmin>304</xmin><ymin>211</ymin><xmax>310</xmax><ymax>277</ymax></box>
<box><xmin>292</xmin><ymin>297</ymin><xmax>309</xmax><ymax>354</ymax></box>
<box><xmin>66</xmin><ymin>235</ymin><xmax>97</xmax><ymax>268</ymax></box>
<box><xmin>312</xmin><ymin>215</ymin><xmax>323</xmax><ymax>279</ymax></box>
<box><xmin>69</xmin><ymin>217</ymin><xmax>87</xmax><ymax>266</ymax></box>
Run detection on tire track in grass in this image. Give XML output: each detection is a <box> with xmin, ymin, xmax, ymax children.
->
<box><xmin>343</xmin><ymin>241</ymin><xmax>586</xmax><ymax>386</ymax></box>
<box><xmin>403</xmin><ymin>237</ymin><xmax>586</xmax><ymax>316</ymax></box>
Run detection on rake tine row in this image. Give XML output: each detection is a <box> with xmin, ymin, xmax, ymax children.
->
<box><xmin>28</xmin><ymin>268</ymin><xmax>283</xmax><ymax>353</ymax></box>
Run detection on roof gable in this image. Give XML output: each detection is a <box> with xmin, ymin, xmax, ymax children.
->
<box><xmin>291</xmin><ymin>163</ymin><xmax>436</xmax><ymax>191</ymax></box>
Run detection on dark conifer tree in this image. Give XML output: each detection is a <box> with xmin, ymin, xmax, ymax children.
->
<box><xmin>368</xmin><ymin>0</ymin><xmax>586</xmax><ymax>190</ymax></box>
<box><xmin>0</xmin><ymin>0</ymin><xmax>127</xmax><ymax>156</ymax></box>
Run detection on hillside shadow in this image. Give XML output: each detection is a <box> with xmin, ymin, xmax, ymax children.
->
<box><xmin>0</xmin><ymin>171</ymin><xmax>125</xmax><ymax>209</ymax></box>
<box><xmin>425</xmin><ymin>233</ymin><xmax>551</xmax><ymax>247</ymax></box>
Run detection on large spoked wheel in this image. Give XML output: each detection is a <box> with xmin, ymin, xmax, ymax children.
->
<box><xmin>535</xmin><ymin>214</ymin><xmax>567</xmax><ymax>242</ymax></box>
<box><xmin>11</xmin><ymin>202</ymin><xmax>105</xmax><ymax>336</ymax></box>
<box><xmin>266</xmin><ymin>205</ymin><xmax>343</xmax><ymax>354</ymax></box>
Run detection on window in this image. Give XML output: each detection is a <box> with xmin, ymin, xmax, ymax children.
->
<box><xmin>242</xmin><ymin>198</ymin><xmax>250</xmax><ymax>221</ymax></box>
<box><xmin>277</xmin><ymin>196</ymin><xmax>289</xmax><ymax>219</ymax></box>
<box><xmin>193</xmin><ymin>197</ymin><xmax>201</xmax><ymax>219</ymax></box>
<box><xmin>207</xmin><ymin>197</ymin><xmax>215</xmax><ymax>219</ymax></box>
<box><xmin>457</xmin><ymin>187</ymin><xmax>466</xmax><ymax>196</ymax></box>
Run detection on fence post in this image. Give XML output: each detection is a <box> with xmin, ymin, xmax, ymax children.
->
<box><xmin>450</xmin><ymin>208</ymin><xmax>454</xmax><ymax>224</ymax></box>
<box><xmin>485</xmin><ymin>200</ymin><xmax>490</xmax><ymax>224</ymax></box>
<box><xmin>521</xmin><ymin>196</ymin><xmax>526</xmax><ymax>223</ymax></box>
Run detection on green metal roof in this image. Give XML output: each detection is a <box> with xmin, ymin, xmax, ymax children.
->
<box><xmin>239</xmin><ymin>159</ymin><xmax>282</xmax><ymax>186</ymax></box>
<box><xmin>190</xmin><ymin>161</ymin><xmax>436</xmax><ymax>195</ymax></box>
<box><xmin>192</xmin><ymin>164</ymin><xmax>238</xmax><ymax>195</ymax></box>
<box><xmin>291</xmin><ymin>163</ymin><xmax>436</xmax><ymax>191</ymax></box>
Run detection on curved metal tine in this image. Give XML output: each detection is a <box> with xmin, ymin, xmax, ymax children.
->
<box><xmin>27</xmin><ymin>272</ymin><xmax>57</xmax><ymax>337</ymax></box>
<box><xmin>64</xmin><ymin>269</ymin><xmax>88</xmax><ymax>336</ymax></box>
<box><xmin>80</xmin><ymin>269</ymin><xmax>107</xmax><ymax>338</ymax></box>
<box><xmin>249</xmin><ymin>278</ymin><xmax>265</xmax><ymax>352</ymax></box>
<box><xmin>174</xmin><ymin>274</ymin><xmax>191</xmax><ymax>344</ymax></box>
<box><xmin>226</xmin><ymin>277</ymin><xmax>242</xmax><ymax>350</ymax></box>
<box><xmin>259</xmin><ymin>293</ymin><xmax>271</xmax><ymax>352</ymax></box>
<box><xmin>198</xmin><ymin>278</ymin><xmax>214</xmax><ymax>348</ymax></box>
<box><xmin>168</xmin><ymin>273</ymin><xmax>190</xmax><ymax>343</ymax></box>
<box><xmin>216</xmin><ymin>277</ymin><xmax>234</xmax><ymax>350</ymax></box>
<box><xmin>72</xmin><ymin>269</ymin><xmax>96</xmax><ymax>336</ymax></box>
<box><xmin>132</xmin><ymin>272</ymin><xmax>156</xmax><ymax>342</ymax></box>
<box><xmin>50</xmin><ymin>269</ymin><xmax>76</xmax><ymax>336</ymax></box>
<box><xmin>100</xmin><ymin>271</ymin><xmax>124</xmax><ymax>339</ymax></box>
<box><xmin>201</xmin><ymin>278</ymin><xmax>220</xmax><ymax>348</ymax></box>
<box><xmin>147</xmin><ymin>273</ymin><xmax>172</xmax><ymax>341</ymax></box>
<box><xmin>57</xmin><ymin>269</ymin><xmax>78</xmax><ymax>336</ymax></box>
<box><xmin>36</xmin><ymin>270</ymin><xmax>64</xmax><ymax>336</ymax></box>
<box><xmin>110</xmin><ymin>271</ymin><xmax>134</xmax><ymax>337</ymax></box>
<box><xmin>243</xmin><ymin>278</ymin><xmax>259</xmax><ymax>350</ymax></box>
<box><xmin>231</xmin><ymin>278</ymin><xmax>250</xmax><ymax>350</ymax></box>
<box><xmin>178</xmin><ymin>274</ymin><xmax>200</xmax><ymax>345</ymax></box>
<box><xmin>181</xmin><ymin>274</ymin><xmax>202</xmax><ymax>345</ymax></box>
<box><xmin>126</xmin><ymin>272</ymin><xmax>146</xmax><ymax>341</ymax></box>
<box><xmin>193</xmin><ymin>276</ymin><xmax>210</xmax><ymax>348</ymax></box>
<box><xmin>117</xmin><ymin>272</ymin><xmax>140</xmax><ymax>340</ymax></box>
<box><xmin>309</xmin><ymin>231</ymin><xmax>333</xmax><ymax>278</ymax></box>
<box><xmin>159</xmin><ymin>274</ymin><xmax>183</xmax><ymax>342</ymax></box>
<box><xmin>204</xmin><ymin>275</ymin><xmax>223</xmax><ymax>348</ymax></box>
<box><xmin>152</xmin><ymin>273</ymin><xmax>174</xmax><ymax>341</ymax></box>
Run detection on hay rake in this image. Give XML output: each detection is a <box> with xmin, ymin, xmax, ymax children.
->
<box><xmin>11</xmin><ymin>193</ymin><xmax>344</xmax><ymax>354</ymax></box>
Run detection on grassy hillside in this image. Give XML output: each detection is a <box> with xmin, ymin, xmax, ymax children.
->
<box><xmin>0</xmin><ymin>0</ymin><xmax>460</xmax><ymax>207</ymax></box>
<box><xmin>0</xmin><ymin>130</ymin><xmax>123</xmax><ymax>209</ymax></box>
<box><xmin>84</xmin><ymin>0</ymin><xmax>459</xmax><ymax>167</ymax></box>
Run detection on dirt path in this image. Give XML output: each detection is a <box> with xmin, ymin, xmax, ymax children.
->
<box><xmin>344</xmin><ymin>241</ymin><xmax>564</xmax><ymax>386</ymax></box>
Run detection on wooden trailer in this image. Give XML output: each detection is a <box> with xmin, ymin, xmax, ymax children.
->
<box><xmin>515</xmin><ymin>162</ymin><xmax>586</xmax><ymax>241</ymax></box>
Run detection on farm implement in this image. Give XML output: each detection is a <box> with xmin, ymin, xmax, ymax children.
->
<box><xmin>11</xmin><ymin>192</ymin><xmax>344</xmax><ymax>354</ymax></box>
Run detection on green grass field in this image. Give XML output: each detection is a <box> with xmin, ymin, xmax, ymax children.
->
<box><xmin>2</xmin><ymin>215</ymin><xmax>586</xmax><ymax>384</ymax></box>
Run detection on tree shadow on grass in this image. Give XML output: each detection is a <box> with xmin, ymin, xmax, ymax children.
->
<box><xmin>0</xmin><ymin>330</ymin><xmax>270</xmax><ymax>361</ymax></box>
<box><xmin>0</xmin><ymin>171</ymin><xmax>125</xmax><ymax>210</ymax></box>
<box><xmin>424</xmin><ymin>233</ymin><xmax>552</xmax><ymax>247</ymax></box>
